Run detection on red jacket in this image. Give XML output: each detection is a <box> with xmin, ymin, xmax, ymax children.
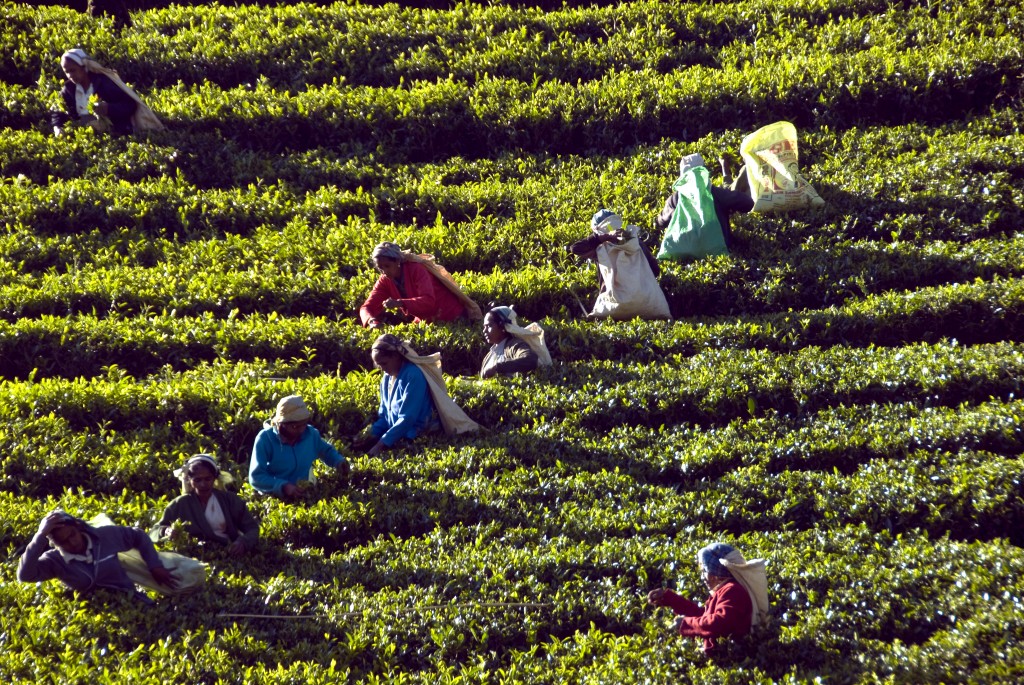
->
<box><xmin>359</xmin><ymin>261</ymin><xmax>466</xmax><ymax>326</ymax></box>
<box><xmin>660</xmin><ymin>580</ymin><xmax>752</xmax><ymax>653</ymax></box>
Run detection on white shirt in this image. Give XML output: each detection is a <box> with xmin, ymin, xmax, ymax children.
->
<box><xmin>74</xmin><ymin>83</ymin><xmax>95</xmax><ymax>117</ymax></box>
<box><xmin>204</xmin><ymin>495</ymin><xmax>229</xmax><ymax>541</ymax></box>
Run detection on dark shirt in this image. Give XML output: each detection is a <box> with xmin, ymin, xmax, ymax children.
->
<box><xmin>18</xmin><ymin>524</ymin><xmax>165</xmax><ymax>594</ymax></box>
<box><xmin>153</xmin><ymin>489</ymin><xmax>260</xmax><ymax>550</ymax></box>
<box><xmin>654</xmin><ymin>186</ymin><xmax>753</xmax><ymax>248</ymax></box>
<box><xmin>52</xmin><ymin>72</ymin><xmax>138</xmax><ymax>134</ymax></box>
<box><xmin>480</xmin><ymin>337</ymin><xmax>539</xmax><ymax>379</ymax></box>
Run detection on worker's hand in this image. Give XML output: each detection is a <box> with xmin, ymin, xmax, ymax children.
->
<box><xmin>367</xmin><ymin>440</ymin><xmax>386</xmax><ymax>457</ymax></box>
<box><xmin>337</xmin><ymin>460</ymin><xmax>351</xmax><ymax>482</ymax></box>
<box><xmin>647</xmin><ymin>588</ymin><xmax>669</xmax><ymax>606</ymax></box>
<box><xmin>281</xmin><ymin>482</ymin><xmax>303</xmax><ymax>500</ymax></box>
<box><xmin>227</xmin><ymin>539</ymin><xmax>247</xmax><ymax>557</ymax></box>
<box><xmin>382</xmin><ymin>298</ymin><xmax>401</xmax><ymax>311</ymax></box>
<box><xmin>351</xmin><ymin>431</ymin><xmax>377</xmax><ymax>452</ymax></box>
<box><xmin>150</xmin><ymin>566</ymin><xmax>179</xmax><ymax>590</ymax></box>
<box><xmin>94</xmin><ymin>101</ymin><xmax>109</xmax><ymax>117</ymax></box>
<box><xmin>38</xmin><ymin>512</ymin><xmax>67</xmax><ymax>536</ymax></box>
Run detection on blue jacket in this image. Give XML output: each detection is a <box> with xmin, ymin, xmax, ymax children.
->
<box><xmin>18</xmin><ymin>521</ymin><xmax>165</xmax><ymax>594</ymax></box>
<box><xmin>371</xmin><ymin>361</ymin><xmax>438</xmax><ymax>446</ymax></box>
<box><xmin>249</xmin><ymin>423</ymin><xmax>345</xmax><ymax>496</ymax></box>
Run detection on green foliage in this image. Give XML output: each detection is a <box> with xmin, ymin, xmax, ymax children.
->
<box><xmin>1</xmin><ymin>0</ymin><xmax>1023</xmax><ymax>682</ymax></box>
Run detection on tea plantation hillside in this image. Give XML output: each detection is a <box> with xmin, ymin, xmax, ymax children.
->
<box><xmin>1</xmin><ymin>0</ymin><xmax>1023</xmax><ymax>682</ymax></box>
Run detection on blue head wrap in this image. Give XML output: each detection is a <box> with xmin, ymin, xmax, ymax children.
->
<box><xmin>698</xmin><ymin>542</ymin><xmax>736</xmax><ymax>578</ymax></box>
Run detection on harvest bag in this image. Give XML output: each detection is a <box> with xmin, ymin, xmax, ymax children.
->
<box><xmin>656</xmin><ymin>165</ymin><xmax>728</xmax><ymax>261</ymax></box>
<box><xmin>592</xmin><ymin>236</ymin><xmax>671</xmax><ymax>320</ymax></box>
<box><xmin>407</xmin><ymin>352</ymin><xmax>481</xmax><ymax>436</ymax></box>
<box><xmin>91</xmin><ymin>513</ymin><xmax>206</xmax><ymax>595</ymax></box>
<box><xmin>740</xmin><ymin>121</ymin><xmax>824</xmax><ymax>212</ymax></box>
<box><xmin>119</xmin><ymin>548</ymin><xmax>207</xmax><ymax>595</ymax></box>
<box><xmin>402</xmin><ymin>252</ymin><xmax>483</xmax><ymax>321</ymax></box>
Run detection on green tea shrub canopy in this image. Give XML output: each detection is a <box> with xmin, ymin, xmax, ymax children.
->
<box><xmin>1</xmin><ymin>0</ymin><xmax>1023</xmax><ymax>682</ymax></box>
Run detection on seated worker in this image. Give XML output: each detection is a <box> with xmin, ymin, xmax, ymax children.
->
<box><xmin>18</xmin><ymin>510</ymin><xmax>178</xmax><ymax>599</ymax></box>
<box><xmin>480</xmin><ymin>306</ymin><xmax>552</xmax><ymax>379</ymax></box>
<box><xmin>249</xmin><ymin>395</ymin><xmax>349</xmax><ymax>501</ymax></box>
<box><xmin>50</xmin><ymin>48</ymin><xmax>163</xmax><ymax>136</ymax></box>
<box><xmin>355</xmin><ymin>333</ymin><xmax>479</xmax><ymax>455</ymax></box>
<box><xmin>359</xmin><ymin>242</ymin><xmax>481</xmax><ymax>328</ymax></box>
<box><xmin>654</xmin><ymin>153</ymin><xmax>753</xmax><ymax>253</ymax></box>
<box><xmin>647</xmin><ymin>542</ymin><xmax>769</xmax><ymax>654</ymax></box>
<box><xmin>152</xmin><ymin>454</ymin><xmax>259</xmax><ymax>556</ymax></box>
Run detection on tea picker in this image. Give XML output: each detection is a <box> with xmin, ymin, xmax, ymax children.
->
<box><xmin>647</xmin><ymin>542</ymin><xmax>770</xmax><ymax>654</ymax></box>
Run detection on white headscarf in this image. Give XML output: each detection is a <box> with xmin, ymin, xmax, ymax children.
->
<box><xmin>173</xmin><ymin>454</ymin><xmax>235</xmax><ymax>496</ymax></box>
<box><xmin>488</xmin><ymin>306</ymin><xmax>552</xmax><ymax>366</ymax></box>
<box><xmin>720</xmin><ymin>549</ymin><xmax>771</xmax><ymax>627</ymax></box>
<box><xmin>679</xmin><ymin>153</ymin><xmax>706</xmax><ymax>176</ymax></box>
<box><xmin>61</xmin><ymin>49</ymin><xmax>89</xmax><ymax>66</ymax></box>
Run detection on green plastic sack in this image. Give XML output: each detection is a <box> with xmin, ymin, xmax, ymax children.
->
<box><xmin>656</xmin><ymin>165</ymin><xmax>728</xmax><ymax>261</ymax></box>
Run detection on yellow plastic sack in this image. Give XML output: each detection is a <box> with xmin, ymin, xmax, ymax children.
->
<box><xmin>740</xmin><ymin>121</ymin><xmax>824</xmax><ymax>213</ymax></box>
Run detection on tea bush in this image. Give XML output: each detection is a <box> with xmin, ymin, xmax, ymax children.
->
<box><xmin>1</xmin><ymin>0</ymin><xmax>1022</xmax><ymax>682</ymax></box>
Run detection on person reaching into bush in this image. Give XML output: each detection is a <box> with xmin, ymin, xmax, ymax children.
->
<box><xmin>152</xmin><ymin>454</ymin><xmax>259</xmax><ymax>556</ymax></box>
<box><xmin>653</xmin><ymin>153</ymin><xmax>753</xmax><ymax>257</ymax></box>
<box><xmin>566</xmin><ymin>209</ymin><xmax>671</xmax><ymax>320</ymax></box>
<box><xmin>249</xmin><ymin>395</ymin><xmax>349</xmax><ymax>501</ymax></box>
<box><xmin>353</xmin><ymin>333</ymin><xmax>479</xmax><ymax>456</ymax></box>
<box><xmin>359</xmin><ymin>242</ymin><xmax>482</xmax><ymax>328</ymax></box>
<box><xmin>18</xmin><ymin>510</ymin><xmax>178</xmax><ymax>601</ymax></box>
<box><xmin>50</xmin><ymin>48</ymin><xmax>163</xmax><ymax>137</ymax></box>
<box><xmin>647</xmin><ymin>542</ymin><xmax>770</xmax><ymax>654</ymax></box>
<box><xmin>480</xmin><ymin>306</ymin><xmax>552</xmax><ymax>379</ymax></box>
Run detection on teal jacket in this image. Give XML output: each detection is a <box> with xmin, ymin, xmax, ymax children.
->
<box><xmin>249</xmin><ymin>423</ymin><xmax>345</xmax><ymax>495</ymax></box>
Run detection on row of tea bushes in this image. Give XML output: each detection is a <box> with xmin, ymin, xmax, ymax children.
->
<box><xmin>2</xmin><ymin>35</ymin><xmax>1020</xmax><ymax>157</ymax></box>
<box><xmin>2</xmin><ymin>272</ymin><xmax>1023</xmax><ymax>380</ymax></box>
<box><xmin>2</xmin><ymin>339</ymin><xmax>1022</xmax><ymax>495</ymax></box>
<box><xmin>3</xmin><ymin>0</ymin><xmax>992</xmax><ymax>89</ymax></box>
<box><xmin>5</xmin><ymin>339</ymin><xmax>1024</xmax><ymax>431</ymax></box>
<box><xmin>3</xmin><ymin>110</ymin><xmax>1020</xmax><ymax>218</ymax></box>
<box><xmin>2</xmin><ymin>487</ymin><xmax>1021</xmax><ymax>682</ymax></box>
<box><xmin>1</xmin><ymin>224</ymin><xmax>1019</xmax><ymax>327</ymax></box>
